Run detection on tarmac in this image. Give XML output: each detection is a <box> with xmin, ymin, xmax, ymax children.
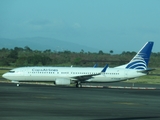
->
<box><xmin>0</xmin><ymin>82</ymin><xmax>160</xmax><ymax>120</ymax></box>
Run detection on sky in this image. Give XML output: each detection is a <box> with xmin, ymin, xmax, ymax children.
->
<box><xmin>0</xmin><ymin>0</ymin><xmax>160</xmax><ymax>53</ymax></box>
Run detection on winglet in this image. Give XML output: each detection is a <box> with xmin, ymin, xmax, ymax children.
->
<box><xmin>101</xmin><ymin>64</ymin><xmax>108</xmax><ymax>73</ymax></box>
<box><xmin>93</xmin><ymin>64</ymin><xmax>98</xmax><ymax>68</ymax></box>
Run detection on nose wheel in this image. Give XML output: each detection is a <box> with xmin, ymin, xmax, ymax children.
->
<box><xmin>11</xmin><ymin>81</ymin><xmax>20</xmax><ymax>86</ymax></box>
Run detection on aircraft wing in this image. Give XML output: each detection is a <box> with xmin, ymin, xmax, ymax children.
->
<box><xmin>72</xmin><ymin>73</ymin><xmax>101</xmax><ymax>81</ymax></box>
<box><xmin>71</xmin><ymin>64</ymin><xmax>108</xmax><ymax>82</ymax></box>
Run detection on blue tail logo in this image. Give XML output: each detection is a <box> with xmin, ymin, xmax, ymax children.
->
<box><xmin>126</xmin><ymin>42</ymin><xmax>154</xmax><ymax>70</ymax></box>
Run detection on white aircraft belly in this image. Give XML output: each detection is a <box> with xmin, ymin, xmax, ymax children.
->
<box><xmin>88</xmin><ymin>75</ymin><xmax>127</xmax><ymax>82</ymax></box>
<box><xmin>24</xmin><ymin>76</ymin><xmax>56</xmax><ymax>81</ymax></box>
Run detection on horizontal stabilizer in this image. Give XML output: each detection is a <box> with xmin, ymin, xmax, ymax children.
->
<box><xmin>149</xmin><ymin>74</ymin><xmax>160</xmax><ymax>76</ymax></box>
<box><xmin>137</xmin><ymin>68</ymin><xmax>155</xmax><ymax>73</ymax></box>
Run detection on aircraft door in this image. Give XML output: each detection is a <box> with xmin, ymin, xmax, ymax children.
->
<box><xmin>23</xmin><ymin>69</ymin><xmax>30</xmax><ymax>80</ymax></box>
<box><xmin>24</xmin><ymin>69</ymin><xmax>34</xmax><ymax>80</ymax></box>
<box><xmin>16</xmin><ymin>69</ymin><xmax>27</xmax><ymax>81</ymax></box>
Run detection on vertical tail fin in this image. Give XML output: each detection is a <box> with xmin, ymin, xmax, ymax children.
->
<box><xmin>116</xmin><ymin>41</ymin><xmax>154</xmax><ymax>70</ymax></box>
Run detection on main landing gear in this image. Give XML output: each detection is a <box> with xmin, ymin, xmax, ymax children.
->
<box><xmin>76</xmin><ymin>81</ymin><xmax>82</xmax><ymax>88</ymax></box>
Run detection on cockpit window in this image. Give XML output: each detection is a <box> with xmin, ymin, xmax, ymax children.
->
<box><xmin>9</xmin><ymin>71</ymin><xmax>15</xmax><ymax>73</ymax></box>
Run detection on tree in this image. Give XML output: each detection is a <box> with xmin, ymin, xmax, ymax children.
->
<box><xmin>110</xmin><ymin>50</ymin><xmax>113</xmax><ymax>54</ymax></box>
<box><xmin>80</xmin><ymin>49</ymin><xmax>84</xmax><ymax>54</ymax></box>
<box><xmin>24</xmin><ymin>46</ymin><xmax>32</xmax><ymax>52</ymax></box>
<box><xmin>8</xmin><ymin>49</ymin><xmax>18</xmax><ymax>64</ymax></box>
<box><xmin>98</xmin><ymin>50</ymin><xmax>104</xmax><ymax>55</ymax></box>
<box><xmin>14</xmin><ymin>47</ymin><xmax>24</xmax><ymax>52</ymax></box>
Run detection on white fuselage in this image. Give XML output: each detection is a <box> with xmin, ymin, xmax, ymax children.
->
<box><xmin>2</xmin><ymin>67</ymin><xmax>146</xmax><ymax>83</ymax></box>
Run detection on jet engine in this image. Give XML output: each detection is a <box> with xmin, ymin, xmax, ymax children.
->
<box><xmin>55</xmin><ymin>78</ymin><xmax>71</xmax><ymax>85</ymax></box>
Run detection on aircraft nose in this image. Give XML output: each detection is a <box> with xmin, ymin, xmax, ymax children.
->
<box><xmin>2</xmin><ymin>73</ymin><xmax>8</xmax><ymax>79</ymax></box>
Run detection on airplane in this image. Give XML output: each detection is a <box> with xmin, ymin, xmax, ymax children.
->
<box><xmin>2</xmin><ymin>41</ymin><xmax>154</xmax><ymax>87</ymax></box>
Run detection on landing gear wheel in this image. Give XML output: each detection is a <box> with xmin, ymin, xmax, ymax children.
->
<box><xmin>17</xmin><ymin>83</ymin><xmax>20</xmax><ymax>86</ymax></box>
<box><xmin>76</xmin><ymin>82</ymin><xmax>82</xmax><ymax>88</ymax></box>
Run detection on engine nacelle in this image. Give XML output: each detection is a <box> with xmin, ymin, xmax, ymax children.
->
<box><xmin>55</xmin><ymin>78</ymin><xmax>71</xmax><ymax>85</ymax></box>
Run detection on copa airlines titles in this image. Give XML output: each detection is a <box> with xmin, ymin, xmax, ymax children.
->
<box><xmin>32</xmin><ymin>68</ymin><xmax>58</xmax><ymax>72</ymax></box>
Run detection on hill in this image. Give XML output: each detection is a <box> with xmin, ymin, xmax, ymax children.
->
<box><xmin>0</xmin><ymin>37</ymin><xmax>98</xmax><ymax>52</ymax></box>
